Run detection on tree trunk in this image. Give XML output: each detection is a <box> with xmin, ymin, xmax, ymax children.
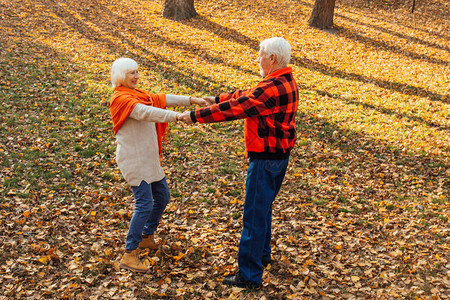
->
<box><xmin>162</xmin><ymin>0</ymin><xmax>198</xmax><ymax>21</ymax></box>
<box><xmin>308</xmin><ymin>0</ymin><xmax>336</xmax><ymax>29</ymax></box>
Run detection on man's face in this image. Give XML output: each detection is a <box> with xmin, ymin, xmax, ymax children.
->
<box><xmin>122</xmin><ymin>69</ymin><xmax>139</xmax><ymax>89</ymax></box>
<box><xmin>258</xmin><ymin>48</ymin><xmax>273</xmax><ymax>77</ymax></box>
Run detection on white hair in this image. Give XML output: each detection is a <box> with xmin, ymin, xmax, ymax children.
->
<box><xmin>110</xmin><ymin>57</ymin><xmax>138</xmax><ymax>88</ymax></box>
<box><xmin>259</xmin><ymin>37</ymin><xmax>291</xmax><ymax>67</ymax></box>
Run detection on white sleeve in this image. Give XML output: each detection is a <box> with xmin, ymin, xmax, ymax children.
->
<box><xmin>165</xmin><ymin>94</ymin><xmax>191</xmax><ymax>107</ymax></box>
<box><xmin>129</xmin><ymin>103</ymin><xmax>178</xmax><ymax>123</ymax></box>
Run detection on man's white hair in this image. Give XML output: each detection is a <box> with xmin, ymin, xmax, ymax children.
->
<box><xmin>259</xmin><ymin>37</ymin><xmax>291</xmax><ymax>67</ymax></box>
<box><xmin>110</xmin><ymin>57</ymin><xmax>138</xmax><ymax>88</ymax></box>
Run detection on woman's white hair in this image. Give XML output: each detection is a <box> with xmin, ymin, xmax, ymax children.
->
<box><xmin>260</xmin><ymin>37</ymin><xmax>291</xmax><ymax>67</ymax></box>
<box><xmin>110</xmin><ymin>57</ymin><xmax>138</xmax><ymax>88</ymax></box>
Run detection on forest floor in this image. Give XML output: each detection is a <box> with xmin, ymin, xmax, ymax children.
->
<box><xmin>0</xmin><ymin>0</ymin><xmax>448</xmax><ymax>298</ymax></box>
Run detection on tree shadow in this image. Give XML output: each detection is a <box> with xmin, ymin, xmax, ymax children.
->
<box><xmin>37</xmin><ymin>0</ymin><xmax>241</xmax><ymax>94</ymax></box>
<box><xmin>180</xmin><ymin>15</ymin><xmax>260</xmax><ymax>51</ymax></box>
<box><xmin>335</xmin><ymin>25</ymin><xmax>449</xmax><ymax>67</ymax></box>
<box><xmin>336</xmin><ymin>14</ymin><xmax>450</xmax><ymax>53</ymax></box>
<box><xmin>337</xmin><ymin>0</ymin><xmax>450</xmax><ymax>41</ymax></box>
<box><xmin>178</xmin><ymin>15</ymin><xmax>448</xmax><ymax>104</ymax></box>
<box><xmin>293</xmin><ymin>0</ymin><xmax>449</xmax><ymax>65</ymax></box>
<box><xmin>290</xmin><ymin>54</ymin><xmax>449</xmax><ymax>104</ymax></box>
<box><xmin>89</xmin><ymin>4</ymin><xmax>259</xmax><ymax>78</ymax></box>
<box><xmin>312</xmin><ymin>88</ymin><xmax>450</xmax><ymax>131</ymax></box>
<box><xmin>35</xmin><ymin>0</ymin><xmax>446</xmax><ymax>101</ymax></box>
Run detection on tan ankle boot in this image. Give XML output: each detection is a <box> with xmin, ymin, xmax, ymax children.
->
<box><xmin>119</xmin><ymin>249</ymin><xmax>149</xmax><ymax>273</ymax></box>
<box><xmin>139</xmin><ymin>234</ymin><xmax>158</xmax><ymax>250</ymax></box>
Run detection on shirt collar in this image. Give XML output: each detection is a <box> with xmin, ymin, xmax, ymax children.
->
<box><xmin>264</xmin><ymin>67</ymin><xmax>293</xmax><ymax>80</ymax></box>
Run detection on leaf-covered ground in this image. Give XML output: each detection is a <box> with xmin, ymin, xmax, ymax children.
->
<box><xmin>0</xmin><ymin>0</ymin><xmax>448</xmax><ymax>298</ymax></box>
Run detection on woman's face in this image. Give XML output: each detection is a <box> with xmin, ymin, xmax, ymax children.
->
<box><xmin>122</xmin><ymin>69</ymin><xmax>139</xmax><ymax>89</ymax></box>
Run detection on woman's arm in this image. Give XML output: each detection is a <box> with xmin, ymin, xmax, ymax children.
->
<box><xmin>129</xmin><ymin>103</ymin><xmax>178</xmax><ymax>123</ymax></box>
<box><xmin>165</xmin><ymin>95</ymin><xmax>190</xmax><ymax>107</ymax></box>
<box><xmin>166</xmin><ymin>95</ymin><xmax>208</xmax><ymax>107</ymax></box>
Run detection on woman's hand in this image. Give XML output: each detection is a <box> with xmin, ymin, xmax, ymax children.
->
<box><xmin>203</xmin><ymin>96</ymin><xmax>216</xmax><ymax>105</ymax></box>
<box><xmin>189</xmin><ymin>96</ymin><xmax>209</xmax><ymax>107</ymax></box>
<box><xmin>178</xmin><ymin>111</ymin><xmax>194</xmax><ymax>125</ymax></box>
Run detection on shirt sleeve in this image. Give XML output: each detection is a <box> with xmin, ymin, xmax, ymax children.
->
<box><xmin>218</xmin><ymin>89</ymin><xmax>246</xmax><ymax>102</ymax></box>
<box><xmin>129</xmin><ymin>103</ymin><xmax>178</xmax><ymax>123</ymax></box>
<box><xmin>194</xmin><ymin>84</ymin><xmax>277</xmax><ymax>123</ymax></box>
<box><xmin>165</xmin><ymin>95</ymin><xmax>191</xmax><ymax>107</ymax></box>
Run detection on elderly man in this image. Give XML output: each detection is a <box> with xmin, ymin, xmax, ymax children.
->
<box><xmin>179</xmin><ymin>37</ymin><xmax>299</xmax><ymax>288</ymax></box>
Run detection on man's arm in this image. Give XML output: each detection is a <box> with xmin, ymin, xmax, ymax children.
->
<box><xmin>203</xmin><ymin>89</ymin><xmax>248</xmax><ymax>106</ymax></box>
<box><xmin>217</xmin><ymin>89</ymin><xmax>246</xmax><ymax>102</ymax></box>
<box><xmin>191</xmin><ymin>84</ymin><xmax>277</xmax><ymax>124</ymax></box>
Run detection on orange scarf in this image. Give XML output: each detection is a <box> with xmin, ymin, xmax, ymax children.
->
<box><xmin>110</xmin><ymin>86</ymin><xmax>168</xmax><ymax>155</ymax></box>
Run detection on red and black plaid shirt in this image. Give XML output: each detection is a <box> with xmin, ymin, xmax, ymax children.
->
<box><xmin>191</xmin><ymin>67</ymin><xmax>299</xmax><ymax>159</ymax></box>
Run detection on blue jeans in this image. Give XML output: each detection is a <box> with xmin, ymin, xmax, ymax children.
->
<box><xmin>125</xmin><ymin>178</ymin><xmax>170</xmax><ymax>250</ymax></box>
<box><xmin>238</xmin><ymin>157</ymin><xmax>289</xmax><ymax>284</ymax></box>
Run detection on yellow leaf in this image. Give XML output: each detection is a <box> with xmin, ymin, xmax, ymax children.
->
<box><xmin>304</xmin><ymin>259</ymin><xmax>313</xmax><ymax>266</ymax></box>
<box><xmin>39</xmin><ymin>256</ymin><xmax>49</xmax><ymax>265</ymax></box>
<box><xmin>173</xmin><ymin>252</ymin><xmax>185</xmax><ymax>261</ymax></box>
<box><xmin>104</xmin><ymin>249</ymin><xmax>112</xmax><ymax>257</ymax></box>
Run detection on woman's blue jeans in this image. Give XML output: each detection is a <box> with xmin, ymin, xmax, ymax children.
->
<box><xmin>238</xmin><ymin>157</ymin><xmax>289</xmax><ymax>284</ymax></box>
<box><xmin>125</xmin><ymin>178</ymin><xmax>170</xmax><ymax>250</ymax></box>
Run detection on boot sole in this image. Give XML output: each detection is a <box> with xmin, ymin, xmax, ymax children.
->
<box><xmin>119</xmin><ymin>263</ymin><xmax>149</xmax><ymax>273</ymax></box>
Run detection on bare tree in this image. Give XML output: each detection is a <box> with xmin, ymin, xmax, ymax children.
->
<box><xmin>308</xmin><ymin>0</ymin><xmax>336</xmax><ymax>29</ymax></box>
<box><xmin>162</xmin><ymin>0</ymin><xmax>198</xmax><ymax>21</ymax></box>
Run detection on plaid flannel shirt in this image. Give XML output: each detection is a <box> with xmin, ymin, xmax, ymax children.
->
<box><xmin>191</xmin><ymin>67</ymin><xmax>299</xmax><ymax>159</ymax></box>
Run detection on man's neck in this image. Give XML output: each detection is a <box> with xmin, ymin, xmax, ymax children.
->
<box><xmin>266</xmin><ymin>65</ymin><xmax>287</xmax><ymax>76</ymax></box>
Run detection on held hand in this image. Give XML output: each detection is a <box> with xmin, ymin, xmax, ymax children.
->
<box><xmin>190</xmin><ymin>96</ymin><xmax>208</xmax><ymax>107</ymax></box>
<box><xmin>178</xmin><ymin>111</ymin><xmax>194</xmax><ymax>125</ymax></box>
<box><xmin>203</xmin><ymin>96</ymin><xmax>216</xmax><ymax>105</ymax></box>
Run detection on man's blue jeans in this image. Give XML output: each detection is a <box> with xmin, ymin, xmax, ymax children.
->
<box><xmin>238</xmin><ymin>157</ymin><xmax>289</xmax><ymax>284</ymax></box>
<box><xmin>125</xmin><ymin>178</ymin><xmax>170</xmax><ymax>251</ymax></box>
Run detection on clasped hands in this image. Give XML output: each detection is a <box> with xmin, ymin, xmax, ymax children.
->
<box><xmin>176</xmin><ymin>96</ymin><xmax>215</xmax><ymax>125</ymax></box>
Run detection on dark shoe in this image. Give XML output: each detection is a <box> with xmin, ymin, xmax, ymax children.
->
<box><xmin>222</xmin><ymin>271</ymin><xmax>262</xmax><ymax>288</ymax></box>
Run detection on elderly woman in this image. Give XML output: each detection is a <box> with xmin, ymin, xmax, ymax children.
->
<box><xmin>110</xmin><ymin>57</ymin><xmax>206</xmax><ymax>273</ymax></box>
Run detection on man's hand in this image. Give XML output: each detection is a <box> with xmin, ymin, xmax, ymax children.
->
<box><xmin>203</xmin><ymin>96</ymin><xmax>216</xmax><ymax>105</ymax></box>
<box><xmin>178</xmin><ymin>111</ymin><xmax>194</xmax><ymax>125</ymax></box>
<box><xmin>190</xmin><ymin>96</ymin><xmax>208</xmax><ymax>107</ymax></box>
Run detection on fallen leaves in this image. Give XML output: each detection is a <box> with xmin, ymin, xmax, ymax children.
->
<box><xmin>0</xmin><ymin>0</ymin><xmax>448</xmax><ymax>298</ymax></box>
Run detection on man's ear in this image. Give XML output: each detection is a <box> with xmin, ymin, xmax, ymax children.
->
<box><xmin>270</xmin><ymin>54</ymin><xmax>276</xmax><ymax>64</ymax></box>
